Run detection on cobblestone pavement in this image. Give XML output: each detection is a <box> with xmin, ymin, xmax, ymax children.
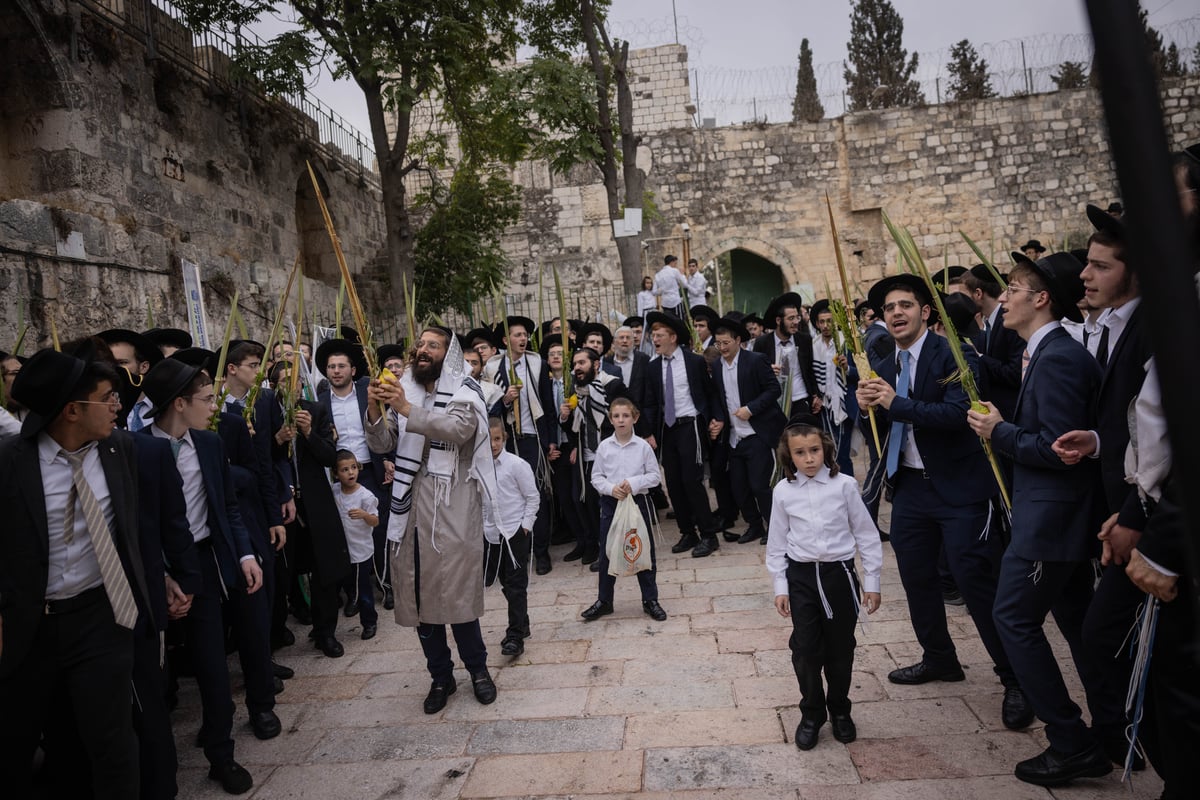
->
<box><xmin>172</xmin><ymin>497</ymin><xmax>1165</xmax><ymax>800</ymax></box>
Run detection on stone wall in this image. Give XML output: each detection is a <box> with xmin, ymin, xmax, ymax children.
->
<box><xmin>1</xmin><ymin>0</ymin><xmax>388</xmax><ymax>349</ymax></box>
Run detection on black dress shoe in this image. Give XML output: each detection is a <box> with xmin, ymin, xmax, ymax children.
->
<box><xmin>722</xmin><ymin>531</ymin><xmax>740</xmax><ymax>543</ymax></box>
<box><xmin>563</xmin><ymin>546</ymin><xmax>585</xmax><ymax>562</ymax></box>
<box><xmin>887</xmin><ymin>661</ymin><xmax>965</xmax><ymax>685</ymax></box>
<box><xmin>383</xmin><ymin>588</ymin><xmax>395</xmax><ymax>610</ymax></box>
<box><xmin>581</xmin><ymin>600</ymin><xmax>614</xmax><ymax>621</ymax></box>
<box><xmin>501</xmin><ymin>637</ymin><xmax>525</xmax><ymax>656</ymax></box>
<box><xmin>471</xmin><ymin>669</ymin><xmax>497</xmax><ymax>704</ymax></box>
<box><xmin>942</xmin><ymin>589</ymin><xmax>965</xmax><ymax>606</ymax></box>
<box><xmin>250</xmin><ymin>710</ymin><xmax>281</xmax><ymax>740</ymax></box>
<box><xmin>535</xmin><ymin>557</ymin><xmax>552</xmax><ymax>575</ymax></box>
<box><xmin>271</xmin><ymin>661</ymin><xmax>295</xmax><ymax>680</ymax></box>
<box><xmin>830</xmin><ymin>714</ymin><xmax>857</xmax><ymax>743</ymax></box>
<box><xmin>1002</xmin><ymin>686</ymin><xmax>1035</xmax><ymax>730</ymax></box>
<box><xmin>1014</xmin><ymin>743</ymin><xmax>1112</xmax><ymax>787</ymax></box>
<box><xmin>589</xmin><ymin>560</ymin><xmax>601</xmax><ymax>572</ymax></box>
<box><xmin>691</xmin><ymin>536</ymin><xmax>719</xmax><ymax>558</ymax></box>
<box><xmin>423</xmin><ymin>679</ymin><xmax>456</xmax><ymax>714</ymax></box>
<box><xmin>343</xmin><ymin>597</ymin><xmax>358</xmax><ymax>617</ymax></box>
<box><xmin>670</xmin><ymin>533</ymin><xmax>699</xmax><ymax>553</ymax></box>
<box><xmin>737</xmin><ymin>528</ymin><xmax>765</xmax><ymax>544</ymax></box>
<box><xmin>272</xmin><ymin>676</ymin><xmax>285</xmax><ymax>694</ymax></box>
<box><xmin>581</xmin><ymin>546</ymin><xmax>599</xmax><ymax>565</ymax></box>
<box><xmin>665</xmin><ymin>509</ymin><xmax>676</xmax><ymax>519</ymax></box>
<box><xmin>208</xmin><ymin>760</ymin><xmax>253</xmax><ymax>794</ymax></box>
<box><xmin>794</xmin><ymin>718</ymin><xmax>823</xmax><ymax>750</ymax></box>
<box><xmin>643</xmin><ymin>600</ymin><xmax>667</xmax><ymax>621</ymax></box>
<box><xmin>313</xmin><ymin>636</ymin><xmax>344</xmax><ymax>658</ymax></box>
<box><xmin>361</xmin><ymin>623</ymin><xmax>377</xmax><ymax>641</ymax></box>
<box><xmin>271</xmin><ymin>627</ymin><xmax>295</xmax><ymax>650</ymax></box>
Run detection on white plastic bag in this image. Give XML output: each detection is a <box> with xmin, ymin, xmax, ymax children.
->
<box><xmin>607</xmin><ymin>496</ymin><xmax>653</xmax><ymax>577</ymax></box>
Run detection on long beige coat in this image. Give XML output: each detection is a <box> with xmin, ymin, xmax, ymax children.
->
<box><xmin>366</xmin><ymin>403</ymin><xmax>484</xmax><ymax>626</ymax></box>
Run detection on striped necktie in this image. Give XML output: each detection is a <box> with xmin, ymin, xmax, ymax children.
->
<box><xmin>1021</xmin><ymin>349</ymin><xmax>1031</xmax><ymax>381</ymax></box>
<box><xmin>62</xmin><ymin>447</ymin><xmax>138</xmax><ymax>629</ymax></box>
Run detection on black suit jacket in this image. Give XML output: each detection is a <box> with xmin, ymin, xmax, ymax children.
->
<box><xmin>972</xmin><ymin>307</ymin><xmax>1026</xmax><ymax>421</ymax></box>
<box><xmin>710</xmin><ymin>349</ymin><xmax>786</xmax><ymax>445</ymax></box>
<box><xmin>871</xmin><ymin>331</ymin><xmax>996</xmax><ymax>506</ymax></box>
<box><xmin>281</xmin><ymin>398</ymin><xmax>350</xmax><ymax>585</ymax></box>
<box><xmin>1094</xmin><ymin>305</ymin><xmax>1151</xmax><ymax>518</ymax></box>
<box><xmin>133</xmin><ymin>434</ymin><xmax>200</xmax><ymax>632</ymax></box>
<box><xmin>0</xmin><ymin>429</ymin><xmax>155</xmax><ymax>677</ymax></box>
<box><xmin>990</xmin><ymin>328</ymin><xmax>1104</xmax><ymax>561</ymax></box>
<box><xmin>216</xmin><ymin>411</ymin><xmax>275</xmax><ymax>560</ymax></box>
<box><xmin>750</xmin><ymin>331</ymin><xmax>819</xmax><ymax>402</ymax></box>
<box><xmin>643</xmin><ymin>348</ymin><xmax>719</xmax><ymax>439</ymax></box>
<box><xmin>318</xmin><ymin>378</ymin><xmax>386</xmax><ymax>486</ymax></box>
<box><xmin>603</xmin><ymin>351</ymin><xmax>651</xmax><ymax>435</ymax></box>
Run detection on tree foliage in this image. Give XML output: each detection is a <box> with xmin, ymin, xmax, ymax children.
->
<box><xmin>843</xmin><ymin>0</ymin><xmax>924</xmax><ymax>111</ymax></box>
<box><xmin>1051</xmin><ymin>61</ymin><xmax>1089</xmax><ymax>91</ymax></box>
<box><xmin>946</xmin><ymin>39</ymin><xmax>994</xmax><ymax>102</ymax></box>
<box><xmin>1162</xmin><ymin>43</ymin><xmax>1188</xmax><ymax>78</ymax></box>
<box><xmin>791</xmin><ymin>39</ymin><xmax>824</xmax><ymax>123</ymax></box>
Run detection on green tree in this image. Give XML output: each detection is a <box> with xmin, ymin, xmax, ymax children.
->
<box><xmin>946</xmin><ymin>39</ymin><xmax>994</xmax><ymax>101</ymax></box>
<box><xmin>791</xmin><ymin>38</ymin><xmax>824</xmax><ymax>122</ymax></box>
<box><xmin>1162</xmin><ymin>43</ymin><xmax>1188</xmax><ymax>78</ymax></box>
<box><xmin>843</xmin><ymin>0</ymin><xmax>924</xmax><ymax>111</ymax></box>
<box><xmin>1051</xmin><ymin>61</ymin><xmax>1089</xmax><ymax>91</ymax></box>
<box><xmin>174</xmin><ymin>0</ymin><xmax>538</xmax><ymax>312</ymax></box>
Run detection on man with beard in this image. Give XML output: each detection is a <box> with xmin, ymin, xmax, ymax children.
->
<box><xmin>561</xmin><ymin>347</ymin><xmax>627</xmax><ymax>568</ymax></box>
<box><xmin>366</xmin><ymin>328</ymin><xmax>499</xmax><ymax>714</ymax></box>
<box><xmin>751</xmin><ymin>294</ymin><xmax>820</xmax><ymax>423</ymax></box>
<box><xmin>98</xmin><ymin>329</ymin><xmax>162</xmax><ymax>431</ymax></box>
<box><xmin>810</xmin><ymin>300</ymin><xmax>856</xmax><ymax>476</ymax></box>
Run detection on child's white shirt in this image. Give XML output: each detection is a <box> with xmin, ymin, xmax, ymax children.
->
<box><xmin>483</xmin><ymin>449</ymin><xmax>540</xmax><ymax>543</ymax></box>
<box><xmin>590</xmin><ymin>433</ymin><xmax>660</xmax><ymax>497</ymax></box>
<box><xmin>335</xmin><ymin>484</ymin><xmax>379</xmax><ymax>565</ymax></box>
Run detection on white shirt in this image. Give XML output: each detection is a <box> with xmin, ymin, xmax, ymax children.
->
<box><xmin>721</xmin><ymin>353</ymin><xmax>755</xmax><ymax>446</ymax></box>
<box><xmin>222</xmin><ymin>389</ymin><xmax>251</xmax><ymax>413</ymax></box>
<box><xmin>1024</xmin><ymin>320</ymin><xmax>1061</xmax><ymax>362</ymax></box>
<box><xmin>484</xmin><ymin>450</ymin><xmax>539</xmax><ymax>541</ymax></box>
<box><xmin>895</xmin><ymin>329</ymin><xmax>929</xmax><ymax>470</ymax></box>
<box><xmin>330</xmin><ymin>387</ymin><xmax>371</xmax><ymax>462</ymax></box>
<box><xmin>0</xmin><ymin>406</ymin><xmax>21</xmax><ymax>439</ymax></box>
<box><xmin>151</xmin><ymin>425</ymin><xmax>211</xmax><ymax>543</ymax></box>
<box><xmin>637</xmin><ymin>289</ymin><xmax>658</xmax><ymax>317</ymax></box>
<box><xmin>590</xmin><ymin>433</ymin><xmax>661</xmax><ymax>497</ymax></box>
<box><xmin>765</xmin><ymin>466</ymin><xmax>883</xmax><ymax>597</ymax></box>
<box><xmin>775</xmin><ymin>334</ymin><xmax>809</xmax><ymax>401</ymax></box>
<box><xmin>335</xmin><ymin>483</ymin><xmax>379</xmax><ymax>564</ymax></box>
<box><xmin>653</xmin><ymin>265</ymin><xmax>685</xmax><ymax>308</ymax></box>
<box><xmin>686</xmin><ymin>271</ymin><xmax>707</xmax><ymax>307</ymax></box>
<box><xmin>659</xmin><ymin>349</ymin><xmax>697</xmax><ymax>420</ymax></box>
<box><xmin>1092</xmin><ymin>297</ymin><xmax>1141</xmax><ymax>361</ymax></box>
<box><xmin>611</xmin><ymin>352</ymin><xmax>635</xmax><ymax>387</ymax></box>
<box><xmin>39</xmin><ymin>434</ymin><xmax>108</xmax><ymax>599</ymax></box>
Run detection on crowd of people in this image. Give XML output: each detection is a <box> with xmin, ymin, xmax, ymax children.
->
<box><xmin>0</xmin><ymin>146</ymin><xmax>1197</xmax><ymax>800</ymax></box>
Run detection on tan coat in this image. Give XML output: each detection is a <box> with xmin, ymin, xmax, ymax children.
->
<box><xmin>367</xmin><ymin>403</ymin><xmax>484</xmax><ymax>626</ymax></box>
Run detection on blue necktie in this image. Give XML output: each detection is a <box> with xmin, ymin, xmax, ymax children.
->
<box><xmin>885</xmin><ymin>350</ymin><xmax>911</xmax><ymax>478</ymax></box>
<box><xmin>128</xmin><ymin>399</ymin><xmax>148</xmax><ymax>432</ymax></box>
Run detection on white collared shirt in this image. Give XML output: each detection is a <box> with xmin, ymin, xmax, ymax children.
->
<box><xmin>637</xmin><ymin>289</ymin><xmax>657</xmax><ymax>316</ymax></box>
<box><xmin>39</xmin><ymin>434</ymin><xmax>109</xmax><ymax>599</ymax></box>
<box><xmin>330</xmin><ymin>386</ymin><xmax>371</xmax><ymax>462</ymax></box>
<box><xmin>335</xmin><ymin>483</ymin><xmax>379</xmax><ymax>564</ymax></box>
<box><xmin>653</xmin><ymin>265</ymin><xmax>685</xmax><ymax>307</ymax></box>
<box><xmin>765</xmin><ymin>466</ymin><xmax>883</xmax><ymax>597</ymax></box>
<box><xmin>1092</xmin><ymin>297</ymin><xmax>1141</xmax><ymax>361</ymax></box>
<box><xmin>151</xmin><ymin>424</ymin><xmax>211</xmax><ymax>543</ymax></box>
<box><xmin>659</xmin><ymin>349</ymin><xmax>698</xmax><ymax>420</ymax></box>
<box><xmin>686</xmin><ymin>271</ymin><xmax>707</xmax><ymax>306</ymax></box>
<box><xmin>611</xmin><ymin>352</ymin><xmax>635</xmax><ymax>387</ymax></box>
<box><xmin>484</xmin><ymin>450</ymin><xmax>539</xmax><ymax>540</ymax></box>
<box><xmin>1024</xmin><ymin>321</ymin><xmax>1061</xmax><ymax>361</ymax></box>
<box><xmin>775</xmin><ymin>334</ymin><xmax>809</xmax><ymax>401</ymax></box>
<box><xmin>721</xmin><ymin>353</ymin><xmax>755</xmax><ymax>446</ymax></box>
<box><xmin>896</xmin><ymin>329</ymin><xmax>930</xmax><ymax>470</ymax></box>
<box><xmin>590</xmin><ymin>433</ymin><xmax>661</xmax><ymax>497</ymax></box>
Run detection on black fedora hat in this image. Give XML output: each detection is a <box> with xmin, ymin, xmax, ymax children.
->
<box><xmin>1086</xmin><ymin>203</ymin><xmax>1125</xmax><ymax>238</ymax></box>
<box><xmin>465</xmin><ymin>327</ymin><xmax>499</xmax><ymax>350</ymax></box>
<box><xmin>143</xmin><ymin>327</ymin><xmax>193</xmax><ymax>352</ymax></box>
<box><xmin>170</xmin><ymin>347</ymin><xmax>219</xmax><ymax>378</ymax></box>
<box><xmin>377</xmin><ymin>344</ymin><xmax>406</xmax><ymax>365</ymax></box>
<box><xmin>11</xmin><ymin>348</ymin><xmax>89</xmax><ymax>437</ymax></box>
<box><xmin>867</xmin><ymin>274</ymin><xmax>936</xmax><ymax>316</ymax></box>
<box><xmin>713</xmin><ymin>316</ymin><xmax>750</xmax><ymax>342</ymax></box>
<box><xmin>338</xmin><ymin>325</ymin><xmax>362</xmax><ymax>345</ymax></box>
<box><xmin>968</xmin><ymin>263</ymin><xmax>1002</xmax><ymax>285</ymax></box>
<box><xmin>1010</xmin><ymin>251</ymin><xmax>1088</xmax><ymax>323</ymax></box>
<box><xmin>1019</xmin><ymin>239</ymin><xmax>1047</xmax><ymax>254</ymax></box>
<box><xmin>98</xmin><ymin>328</ymin><xmax>163</xmax><ymax>367</ymax></box>
<box><xmin>622</xmin><ymin>315</ymin><xmax>644</xmax><ymax>328</ymax></box>
<box><xmin>142</xmin><ymin>358</ymin><xmax>204</xmax><ymax>418</ymax></box>
<box><xmin>578</xmin><ymin>322</ymin><xmax>613</xmax><ymax>355</ymax></box>
<box><xmin>689</xmin><ymin>304</ymin><xmax>719</xmax><ymax>326</ymax></box>
<box><xmin>940</xmin><ymin>292</ymin><xmax>978</xmax><ymax>335</ymax></box>
<box><xmin>645</xmin><ymin>311</ymin><xmax>689</xmax><ymax>343</ymax></box>
<box><xmin>808</xmin><ymin>299</ymin><xmax>832</xmax><ymax>325</ymax></box>
<box><xmin>742</xmin><ymin>312</ymin><xmax>765</xmax><ymax>328</ymax></box>
<box><xmin>538</xmin><ymin>333</ymin><xmax>564</xmax><ymax>360</ymax></box>
<box><xmin>763</xmin><ymin>292</ymin><xmax>805</xmax><ymax>327</ymax></box>
<box><xmin>1106</xmin><ymin>201</ymin><xmax>1124</xmax><ymax>215</ymax></box>
<box><xmin>315</xmin><ymin>338</ymin><xmax>368</xmax><ymax>377</ymax></box>
<box><xmin>930</xmin><ymin>265</ymin><xmax>968</xmax><ymax>292</ymax></box>
<box><xmin>494</xmin><ymin>315</ymin><xmax>537</xmax><ymax>341</ymax></box>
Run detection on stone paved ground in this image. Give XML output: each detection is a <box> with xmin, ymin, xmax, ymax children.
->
<box><xmin>171</xmin><ymin>489</ymin><xmax>1165</xmax><ymax>800</ymax></box>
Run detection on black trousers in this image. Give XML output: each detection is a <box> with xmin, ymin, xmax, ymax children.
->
<box><xmin>1144</xmin><ymin>579</ymin><xmax>1200</xmax><ymax>800</ymax></box>
<box><xmin>786</xmin><ymin>559</ymin><xmax>861</xmax><ymax>722</ymax></box>
<box><xmin>0</xmin><ymin>588</ymin><xmax>139</xmax><ymax>800</ymax></box>
<box><xmin>728</xmin><ymin>434</ymin><xmax>774</xmax><ymax>532</ymax></box>
<box><xmin>660</xmin><ymin>417</ymin><xmax>718</xmax><ymax>538</ymax></box>
<box><xmin>224</xmin><ymin>553</ymin><xmax>275</xmax><ymax>714</ymax></box>
<box><xmin>132</xmin><ymin>627</ymin><xmax>179</xmax><ymax>800</ymax></box>
<box><xmin>413</xmin><ymin>534</ymin><xmax>487</xmax><ymax>681</ymax></box>
<box><xmin>596</xmin><ymin>495</ymin><xmax>659</xmax><ymax>604</ymax></box>
<box><xmin>709</xmin><ymin>439</ymin><xmax>739</xmax><ymax>524</ymax></box>
<box><xmin>511</xmin><ymin>434</ymin><xmax>551</xmax><ymax>560</ymax></box>
<box><xmin>549</xmin><ymin>452</ymin><xmax>584</xmax><ymax>547</ymax></box>
<box><xmin>179</xmin><ymin>545</ymin><xmax>238</xmax><ymax>766</ymax></box>
<box><xmin>569</xmin><ymin>458</ymin><xmax>601</xmax><ymax>551</ymax></box>
<box><xmin>485</xmin><ymin>529</ymin><xmax>531</xmax><ymax>641</ymax></box>
<box><xmin>1081</xmin><ymin>562</ymin><xmax>1145</xmax><ymax>744</ymax></box>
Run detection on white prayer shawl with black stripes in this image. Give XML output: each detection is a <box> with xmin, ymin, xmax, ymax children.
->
<box><xmin>812</xmin><ymin>336</ymin><xmax>848</xmax><ymax>425</ymax></box>
<box><xmin>571</xmin><ymin>372</ymin><xmax>620</xmax><ymax>498</ymax></box>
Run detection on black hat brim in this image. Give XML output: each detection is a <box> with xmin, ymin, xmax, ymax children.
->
<box><xmin>1086</xmin><ymin>204</ymin><xmax>1124</xmax><ymax>238</ymax></box>
<box><xmin>170</xmin><ymin>347</ymin><xmax>219</xmax><ymax>379</ymax></box>
<box><xmin>314</xmin><ymin>339</ymin><xmax>368</xmax><ymax>377</ymax></box>
<box><xmin>143</xmin><ymin>360</ymin><xmax>204</xmax><ymax>419</ymax></box>
<box><xmin>1010</xmin><ymin>252</ymin><xmax>1086</xmax><ymax>323</ymax></box>
<box><xmin>98</xmin><ymin>329</ymin><xmax>163</xmax><ymax>367</ymax></box>
<box><xmin>713</xmin><ymin>316</ymin><xmax>750</xmax><ymax>342</ymax></box>
<box><xmin>13</xmin><ymin>349</ymin><xmax>88</xmax><ymax>438</ymax></box>
<box><xmin>689</xmin><ymin>305</ymin><xmax>719</xmax><ymax>325</ymax></box>
<box><xmin>763</xmin><ymin>292</ymin><xmax>805</xmax><ymax>328</ymax></box>
<box><xmin>377</xmin><ymin>344</ymin><xmax>406</xmax><ymax>365</ymax></box>
<box><xmin>645</xmin><ymin>311</ymin><xmax>690</xmax><ymax>343</ymax></box>
<box><xmin>143</xmin><ymin>327</ymin><xmax>194</xmax><ymax>351</ymax></box>
<box><xmin>867</xmin><ymin>274</ymin><xmax>936</xmax><ymax>316</ymax></box>
<box><xmin>578</xmin><ymin>323</ymin><xmax>613</xmax><ymax>355</ymax></box>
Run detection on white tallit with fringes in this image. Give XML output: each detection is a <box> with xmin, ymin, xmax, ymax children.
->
<box><xmin>386</xmin><ymin>336</ymin><xmax>498</xmax><ymax>549</ymax></box>
<box><xmin>812</xmin><ymin>335</ymin><xmax>847</xmax><ymax>425</ymax></box>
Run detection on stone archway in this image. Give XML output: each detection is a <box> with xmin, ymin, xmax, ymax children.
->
<box><xmin>296</xmin><ymin>169</ymin><xmax>339</xmax><ymax>282</ymax></box>
<box><xmin>696</xmin><ymin>237</ymin><xmax>792</xmax><ymax>317</ymax></box>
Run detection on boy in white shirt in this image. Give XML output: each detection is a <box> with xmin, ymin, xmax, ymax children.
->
<box><xmin>582</xmin><ymin>397</ymin><xmax>667</xmax><ymax>622</ymax></box>
<box><xmin>484</xmin><ymin>417</ymin><xmax>540</xmax><ymax>656</ymax></box>
<box><xmin>332</xmin><ymin>450</ymin><xmax>380</xmax><ymax>640</ymax></box>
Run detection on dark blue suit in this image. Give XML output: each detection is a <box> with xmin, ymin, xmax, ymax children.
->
<box><xmin>859</xmin><ymin>322</ymin><xmax>892</xmax><ymax>523</ymax></box>
<box><xmin>871</xmin><ymin>331</ymin><xmax>1015</xmax><ymax>685</ymax></box>
<box><xmin>644</xmin><ymin>347</ymin><xmax>722</xmax><ymax>540</ymax></box>
<box><xmin>972</xmin><ymin>307</ymin><xmax>1026</xmax><ymax>421</ymax></box>
<box><xmin>711</xmin><ymin>349</ymin><xmax>784</xmax><ymax>534</ymax></box>
<box><xmin>989</xmin><ymin>327</ymin><xmax>1108</xmax><ymax>754</ymax></box>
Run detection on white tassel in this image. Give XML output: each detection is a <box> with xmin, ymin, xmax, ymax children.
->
<box><xmin>815</xmin><ymin>563</ymin><xmax>833</xmax><ymax>620</ymax></box>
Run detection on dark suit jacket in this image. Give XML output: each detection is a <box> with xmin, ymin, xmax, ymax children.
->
<box><xmin>750</xmin><ymin>331</ymin><xmax>819</xmax><ymax>402</ymax></box>
<box><xmin>280</xmin><ymin>398</ymin><xmax>350</xmax><ymax>585</ymax></box>
<box><xmin>871</xmin><ymin>330</ymin><xmax>996</xmax><ymax>506</ymax></box>
<box><xmin>603</xmin><ymin>351</ymin><xmax>651</xmax><ymax>435</ymax></box>
<box><xmin>990</xmin><ymin>327</ymin><xmax>1104</xmax><ymax>561</ymax></box>
<box><xmin>643</xmin><ymin>348</ymin><xmax>719</xmax><ymax>440</ymax></box>
<box><xmin>186</xmin><ymin>429</ymin><xmax>255</xmax><ymax>591</ymax></box>
<box><xmin>0</xmin><ymin>429</ymin><xmax>156</xmax><ymax>677</ymax></box>
<box><xmin>972</xmin><ymin>307</ymin><xmax>1026</xmax><ymax>420</ymax></box>
<box><xmin>216</xmin><ymin>411</ymin><xmax>275</xmax><ymax>560</ymax></box>
<box><xmin>133</xmin><ymin>434</ymin><xmax>200</xmax><ymax>632</ymax></box>
<box><xmin>318</xmin><ymin>378</ymin><xmax>386</xmax><ymax>486</ymax></box>
<box><xmin>710</xmin><ymin>349</ymin><xmax>786</xmax><ymax>445</ymax></box>
<box><xmin>1094</xmin><ymin>305</ymin><xmax>1151</xmax><ymax>520</ymax></box>
<box><xmin>863</xmin><ymin>322</ymin><xmax>893</xmax><ymax>367</ymax></box>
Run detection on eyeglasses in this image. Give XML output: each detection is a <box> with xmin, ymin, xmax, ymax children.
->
<box><xmin>1002</xmin><ymin>284</ymin><xmax>1045</xmax><ymax>298</ymax></box>
<box><xmin>73</xmin><ymin>391</ymin><xmax>122</xmax><ymax>407</ymax></box>
<box><xmin>189</xmin><ymin>394</ymin><xmax>218</xmax><ymax>407</ymax></box>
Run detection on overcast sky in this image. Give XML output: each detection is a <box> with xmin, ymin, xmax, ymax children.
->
<box><xmin>261</xmin><ymin>0</ymin><xmax>1197</xmax><ymax>142</ymax></box>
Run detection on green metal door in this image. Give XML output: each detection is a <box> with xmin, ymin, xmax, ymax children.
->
<box><xmin>729</xmin><ymin>249</ymin><xmax>785</xmax><ymax>317</ymax></box>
